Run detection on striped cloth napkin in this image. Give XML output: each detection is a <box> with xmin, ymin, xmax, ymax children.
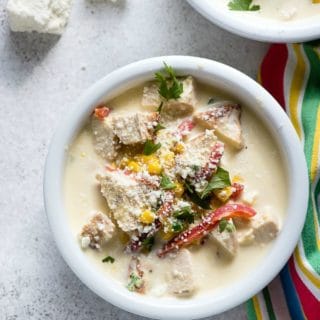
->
<box><xmin>246</xmin><ymin>42</ymin><xmax>320</xmax><ymax>320</ymax></box>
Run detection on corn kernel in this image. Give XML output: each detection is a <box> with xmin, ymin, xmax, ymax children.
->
<box><xmin>140</xmin><ymin>210</ymin><xmax>155</xmax><ymax>224</ymax></box>
<box><xmin>162</xmin><ymin>152</ymin><xmax>175</xmax><ymax>167</ymax></box>
<box><xmin>232</xmin><ymin>175</ymin><xmax>243</xmax><ymax>183</ymax></box>
<box><xmin>159</xmin><ymin>229</ymin><xmax>174</xmax><ymax>241</ymax></box>
<box><xmin>127</xmin><ymin>161</ymin><xmax>140</xmax><ymax>172</ymax></box>
<box><xmin>174</xmin><ymin>181</ymin><xmax>184</xmax><ymax>197</ymax></box>
<box><xmin>119</xmin><ymin>158</ymin><xmax>129</xmax><ymax>169</ymax></box>
<box><xmin>147</xmin><ymin>159</ymin><xmax>162</xmax><ymax>175</ymax></box>
<box><xmin>173</xmin><ymin>143</ymin><xmax>185</xmax><ymax>154</ymax></box>
<box><xmin>214</xmin><ymin>186</ymin><xmax>233</xmax><ymax>202</ymax></box>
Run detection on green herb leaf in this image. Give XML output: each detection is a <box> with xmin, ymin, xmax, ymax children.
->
<box><xmin>155</xmin><ymin>62</ymin><xmax>183</xmax><ymax>100</ymax></box>
<box><xmin>200</xmin><ymin>167</ymin><xmax>231</xmax><ymax>199</ymax></box>
<box><xmin>160</xmin><ymin>175</ymin><xmax>176</xmax><ymax>190</ymax></box>
<box><xmin>141</xmin><ymin>236</ymin><xmax>155</xmax><ymax>253</ymax></box>
<box><xmin>157</xmin><ymin>101</ymin><xmax>164</xmax><ymax>113</ymax></box>
<box><xmin>184</xmin><ymin>181</ymin><xmax>211</xmax><ymax>209</ymax></box>
<box><xmin>228</xmin><ymin>0</ymin><xmax>260</xmax><ymax>11</ymax></box>
<box><xmin>173</xmin><ymin>206</ymin><xmax>195</xmax><ymax>224</ymax></box>
<box><xmin>172</xmin><ymin>220</ymin><xmax>184</xmax><ymax>233</ymax></box>
<box><xmin>102</xmin><ymin>256</ymin><xmax>115</xmax><ymax>263</ymax></box>
<box><xmin>143</xmin><ymin>140</ymin><xmax>161</xmax><ymax>155</ymax></box>
<box><xmin>127</xmin><ymin>272</ymin><xmax>144</xmax><ymax>291</ymax></box>
<box><xmin>208</xmin><ymin>97</ymin><xmax>215</xmax><ymax>104</ymax></box>
<box><xmin>219</xmin><ymin>219</ymin><xmax>236</xmax><ymax>233</ymax></box>
<box><xmin>154</xmin><ymin>123</ymin><xmax>166</xmax><ymax>133</ymax></box>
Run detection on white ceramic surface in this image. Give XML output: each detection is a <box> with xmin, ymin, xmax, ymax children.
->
<box><xmin>44</xmin><ymin>56</ymin><xmax>308</xmax><ymax>320</ymax></box>
<box><xmin>187</xmin><ymin>0</ymin><xmax>320</xmax><ymax>43</ymax></box>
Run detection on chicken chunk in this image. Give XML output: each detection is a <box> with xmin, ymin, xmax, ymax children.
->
<box><xmin>98</xmin><ymin>171</ymin><xmax>148</xmax><ymax>232</ymax></box>
<box><xmin>167</xmin><ymin>249</ymin><xmax>195</xmax><ymax>296</ymax></box>
<box><xmin>141</xmin><ymin>83</ymin><xmax>161</xmax><ymax>109</ymax></box>
<box><xmin>80</xmin><ymin>212</ymin><xmax>115</xmax><ymax>250</ymax></box>
<box><xmin>112</xmin><ymin>112</ymin><xmax>159</xmax><ymax>145</ymax></box>
<box><xmin>141</xmin><ymin>76</ymin><xmax>196</xmax><ymax>117</ymax></box>
<box><xmin>210</xmin><ymin>221</ymin><xmax>238</xmax><ymax>259</ymax></box>
<box><xmin>175</xmin><ymin>130</ymin><xmax>222</xmax><ymax>191</ymax></box>
<box><xmin>194</xmin><ymin>101</ymin><xmax>243</xmax><ymax>149</ymax></box>
<box><xmin>162</xmin><ymin>76</ymin><xmax>196</xmax><ymax>117</ymax></box>
<box><xmin>91</xmin><ymin>116</ymin><xmax>119</xmax><ymax>161</ymax></box>
<box><xmin>252</xmin><ymin>213</ymin><xmax>279</xmax><ymax>243</ymax></box>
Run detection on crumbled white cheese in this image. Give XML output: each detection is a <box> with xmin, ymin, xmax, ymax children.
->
<box><xmin>6</xmin><ymin>0</ymin><xmax>74</xmax><ymax>35</ymax></box>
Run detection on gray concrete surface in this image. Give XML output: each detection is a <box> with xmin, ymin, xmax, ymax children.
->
<box><xmin>0</xmin><ymin>0</ymin><xmax>268</xmax><ymax>319</ymax></box>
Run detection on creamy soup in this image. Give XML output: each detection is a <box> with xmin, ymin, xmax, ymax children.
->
<box><xmin>64</xmin><ymin>65</ymin><xmax>287</xmax><ymax>298</ymax></box>
<box><xmin>219</xmin><ymin>0</ymin><xmax>320</xmax><ymax>21</ymax></box>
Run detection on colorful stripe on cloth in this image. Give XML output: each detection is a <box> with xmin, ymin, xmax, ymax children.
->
<box><xmin>246</xmin><ymin>42</ymin><xmax>320</xmax><ymax>320</ymax></box>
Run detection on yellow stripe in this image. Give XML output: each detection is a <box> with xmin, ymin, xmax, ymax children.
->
<box><xmin>289</xmin><ymin>44</ymin><xmax>306</xmax><ymax>138</ymax></box>
<box><xmin>294</xmin><ymin>247</ymin><xmax>320</xmax><ymax>288</ymax></box>
<box><xmin>252</xmin><ymin>295</ymin><xmax>263</xmax><ymax>320</ymax></box>
<box><xmin>311</xmin><ymin>107</ymin><xmax>320</xmax><ymax>182</ymax></box>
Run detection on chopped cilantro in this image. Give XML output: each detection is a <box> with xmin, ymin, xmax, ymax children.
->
<box><xmin>143</xmin><ymin>140</ymin><xmax>161</xmax><ymax>155</ymax></box>
<box><xmin>141</xmin><ymin>236</ymin><xmax>155</xmax><ymax>253</ymax></box>
<box><xmin>127</xmin><ymin>272</ymin><xmax>144</xmax><ymax>291</ymax></box>
<box><xmin>173</xmin><ymin>206</ymin><xmax>195</xmax><ymax>224</ymax></box>
<box><xmin>160</xmin><ymin>175</ymin><xmax>176</xmax><ymax>190</ymax></box>
<box><xmin>208</xmin><ymin>97</ymin><xmax>215</xmax><ymax>104</ymax></box>
<box><xmin>102</xmin><ymin>255</ymin><xmax>115</xmax><ymax>263</ymax></box>
<box><xmin>155</xmin><ymin>62</ymin><xmax>183</xmax><ymax>100</ymax></box>
<box><xmin>219</xmin><ymin>219</ymin><xmax>236</xmax><ymax>233</ymax></box>
<box><xmin>157</xmin><ymin>101</ymin><xmax>164</xmax><ymax>113</ymax></box>
<box><xmin>172</xmin><ymin>220</ymin><xmax>184</xmax><ymax>233</ymax></box>
<box><xmin>200</xmin><ymin>167</ymin><xmax>231</xmax><ymax>199</ymax></box>
<box><xmin>184</xmin><ymin>181</ymin><xmax>211</xmax><ymax>209</ymax></box>
<box><xmin>154</xmin><ymin>123</ymin><xmax>165</xmax><ymax>132</ymax></box>
<box><xmin>228</xmin><ymin>0</ymin><xmax>260</xmax><ymax>11</ymax></box>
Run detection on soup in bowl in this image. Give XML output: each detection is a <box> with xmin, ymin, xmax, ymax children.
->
<box><xmin>44</xmin><ymin>56</ymin><xmax>308</xmax><ymax>319</ymax></box>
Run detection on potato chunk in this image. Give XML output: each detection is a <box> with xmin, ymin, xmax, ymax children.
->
<box><xmin>252</xmin><ymin>213</ymin><xmax>279</xmax><ymax>243</ymax></box>
<box><xmin>194</xmin><ymin>101</ymin><xmax>243</xmax><ymax>149</ymax></box>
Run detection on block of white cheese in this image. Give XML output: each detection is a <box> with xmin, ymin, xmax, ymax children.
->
<box><xmin>6</xmin><ymin>0</ymin><xmax>73</xmax><ymax>35</ymax></box>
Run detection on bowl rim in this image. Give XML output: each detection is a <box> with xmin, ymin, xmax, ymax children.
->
<box><xmin>44</xmin><ymin>56</ymin><xmax>309</xmax><ymax>320</ymax></box>
<box><xmin>187</xmin><ymin>0</ymin><xmax>320</xmax><ymax>43</ymax></box>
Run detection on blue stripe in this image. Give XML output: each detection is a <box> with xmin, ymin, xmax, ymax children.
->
<box><xmin>280</xmin><ymin>264</ymin><xmax>304</xmax><ymax>320</ymax></box>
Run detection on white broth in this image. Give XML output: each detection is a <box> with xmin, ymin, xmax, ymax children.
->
<box><xmin>64</xmin><ymin>81</ymin><xmax>287</xmax><ymax>298</ymax></box>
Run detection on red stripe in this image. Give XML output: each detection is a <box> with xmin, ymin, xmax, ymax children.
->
<box><xmin>288</xmin><ymin>257</ymin><xmax>320</xmax><ymax>320</ymax></box>
<box><xmin>260</xmin><ymin>44</ymin><xmax>288</xmax><ymax>110</ymax></box>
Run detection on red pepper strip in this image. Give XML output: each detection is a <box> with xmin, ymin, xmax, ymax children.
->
<box><xmin>94</xmin><ymin>106</ymin><xmax>110</xmax><ymax>121</ymax></box>
<box><xmin>192</xmin><ymin>141</ymin><xmax>224</xmax><ymax>183</ymax></box>
<box><xmin>177</xmin><ymin>119</ymin><xmax>195</xmax><ymax>138</ymax></box>
<box><xmin>231</xmin><ymin>182</ymin><xmax>244</xmax><ymax>200</ymax></box>
<box><xmin>158</xmin><ymin>203</ymin><xmax>256</xmax><ymax>257</ymax></box>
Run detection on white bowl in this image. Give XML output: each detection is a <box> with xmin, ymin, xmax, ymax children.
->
<box><xmin>44</xmin><ymin>56</ymin><xmax>308</xmax><ymax>320</ymax></box>
<box><xmin>187</xmin><ymin>0</ymin><xmax>320</xmax><ymax>43</ymax></box>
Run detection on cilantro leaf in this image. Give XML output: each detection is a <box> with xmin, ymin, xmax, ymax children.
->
<box><xmin>157</xmin><ymin>101</ymin><xmax>164</xmax><ymax>113</ymax></box>
<box><xmin>172</xmin><ymin>220</ymin><xmax>184</xmax><ymax>233</ymax></box>
<box><xmin>184</xmin><ymin>181</ymin><xmax>211</xmax><ymax>209</ymax></box>
<box><xmin>219</xmin><ymin>219</ymin><xmax>236</xmax><ymax>233</ymax></box>
<box><xmin>141</xmin><ymin>236</ymin><xmax>155</xmax><ymax>253</ymax></box>
<box><xmin>200</xmin><ymin>167</ymin><xmax>231</xmax><ymax>199</ymax></box>
<box><xmin>154</xmin><ymin>123</ymin><xmax>165</xmax><ymax>133</ymax></box>
<box><xmin>173</xmin><ymin>206</ymin><xmax>195</xmax><ymax>224</ymax></box>
<box><xmin>160</xmin><ymin>175</ymin><xmax>176</xmax><ymax>190</ymax></box>
<box><xmin>127</xmin><ymin>272</ymin><xmax>144</xmax><ymax>291</ymax></box>
<box><xmin>102</xmin><ymin>255</ymin><xmax>115</xmax><ymax>263</ymax></box>
<box><xmin>208</xmin><ymin>97</ymin><xmax>215</xmax><ymax>104</ymax></box>
<box><xmin>155</xmin><ymin>62</ymin><xmax>183</xmax><ymax>100</ymax></box>
<box><xmin>143</xmin><ymin>140</ymin><xmax>161</xmax><ymax>155</ymax></box>
<box><xmin>228</xmin><ymin>0</ymin><xmax>260</xmax><ymax>11</ymax></box>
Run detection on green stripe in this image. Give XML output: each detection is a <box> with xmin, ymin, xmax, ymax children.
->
<box><xmin>262</xmin><ymin>288</ymin><xmax>276</xmax><ymax>320</ymax></box>
<box><xmin>246</xmin><ymin>299</ymin><xmax>258</xmax><ymax>320</ymax></box>
<box><xmin>300</xmin><ymin>43</ymin><xmax>320</xmax><ymax>274</ymax></box>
